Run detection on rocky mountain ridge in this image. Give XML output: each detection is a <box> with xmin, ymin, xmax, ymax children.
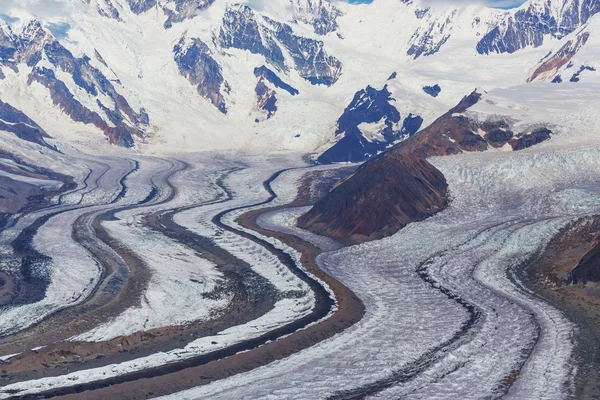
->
<box><xmin>0</xmin><ymin>0</ymin><xmax>598</xmax><ymax>156</ymax></box>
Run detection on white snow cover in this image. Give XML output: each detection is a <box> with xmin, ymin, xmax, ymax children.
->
<box><xmin>2</xmin><ymin>80</ymin><xmax>600</xmax><ymax>397</ymax></box>
<box><xmin>148</xmin><ymin>84</ymin><xmax>600</xmax><ymax>399</ymax></box>
<box><xmin>0</xmin><ymin>0</ymin><xmax>600</xmax><ymax>398</ymax></box>
<box><xmin>0</xmin><ymin>0</ymin><xmax>561</xmax><ymax>155</ymax></box>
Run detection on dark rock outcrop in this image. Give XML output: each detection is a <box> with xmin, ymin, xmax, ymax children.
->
<box><xmin>0</xmin><ymin>100</ymin><xmax>51</xmax><ymax>147</ymax></box>
<box><xmin>255</xmin><ymin>81</ymin><xmax>278</xmax><ymax>119</ymax></box>
<box><xmin>482</xmin><ymin>120</ymin><xmax>513</xmax><ymax>147</ymax></box>
<box><xmin>253</xmin><ymin>66</ymin><xmax>299</xmax><ymax>96</ymax></box>
<box><xmin>174</xmin><ymin>37</ymin><xmax>229</xmax><ymax>114</ymax></box>
<box><xmin>402</xmin><ymin>113</ymin><xmax>424</xmax><ymax>136</ymax></box>
<box><xmin>510</xmin><ymin>127</ymin><xmax>552</xmax><ymax>150</ymax></box>
<box><xmin>528</xmin><ymin>31</ymin><xmax>590</xmax><ymax>82</ymax></box>
<box><xmin>477</xmin><ymin>0</ymin><xmax>600</xmax><ymax>55</ymax></box>
<box><xmin>219</xmin><ymin>4</ymin><xmax>342</xmax><ymax>86</ymax></box>
<box><xmin>569</xmin><ymin>64</ymin><xmax>596</xmax><ymax>82</ymax></box>
<box><xmin>423</xmin><ymin>84</ymin><xmax>441</xmax><ymax>97</ymax></box>
<box><xmin>318</xmin><ymin>85</ymin><xmax>422</xmax><ymax>164</ymax></box>
<box><xmin>302</xmin><ymin>90</ymin><xmax>554</xmax><ymax>242</ymax></box>
<box><xmin>336</xmin><ymin>85</ymin><xmax>400</xmax><ymax>136</ymax></box>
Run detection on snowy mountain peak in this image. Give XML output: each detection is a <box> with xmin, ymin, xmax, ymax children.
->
<box><xmin>477</xmin><ymin>0</ymin><xmax>600</xmax><ymax>54</ymax></box>
<box><xmin>290</xmin><ymin>0</ymin><xmax>341</xmax><ymax>35</ymax></box>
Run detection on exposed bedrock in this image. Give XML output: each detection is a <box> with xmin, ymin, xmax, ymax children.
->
<box><xmin>318</xmin><ymin>85</ymin><xmax>423</xmax><ymax>164</ymax></box>
<box><xmin>299</xmin><ymin>152</ymin><xmax>448</xmax><ymax>243</ymax></box>
<box><xmin>302</xmin><ymin>90</ymin><xmax>553</xmax><ymax>242</ymax></box>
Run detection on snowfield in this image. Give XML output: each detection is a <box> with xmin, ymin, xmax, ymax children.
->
<box><xmin>0</xmin><ymin>0</ymin><xmax>598</xmax><ymax>395</ymax></box>
<box><xmin>154</xmin><ymin>86</ymin><xmax>600</xmax><ymax>399</ymax></box>
<box><xmin>2</xmin><ymin>83</ymin><xmax>600</xmax><ymax>398</ymax></box>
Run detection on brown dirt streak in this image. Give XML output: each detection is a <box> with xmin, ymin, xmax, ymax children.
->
<box><xmin>0</xmin><ymin>162</ymin><xmax>202</xmax><ymax>381</ymax></box>
<box><xmin>38</xmin><ymin>169</ymin><xmax>366</xmax><ymax>400</ymax></box>
<box><xmin>522</xmin><ymin>216</ymin><xmax>600</xmax><ymax>400</ymax></box>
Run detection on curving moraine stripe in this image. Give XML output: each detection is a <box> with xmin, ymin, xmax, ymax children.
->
<box><xmin>14</xmin><ymin>165</ymin><xmax>360</xmax><ymax>399</ymax></box>
<box><xmin>0</xmin><ymin>158</ymin><xmax>168</xmax><ymax>345</ymax></box>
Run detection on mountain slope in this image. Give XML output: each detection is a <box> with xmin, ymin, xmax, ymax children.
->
<box><xmin>0</xmin><ymin>0</ymin><xmax>597</xmax><ymax>156</ymax></box>
<box><xmin>299</xmin><ymin>90</ymin><xmax>554</xmax><ymax>242</ymax></box>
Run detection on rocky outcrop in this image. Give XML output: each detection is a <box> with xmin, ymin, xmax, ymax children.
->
<box><xmin>163</xmin><ymin>0</ymin><xmax>216</xmax><ymax>27</ymax></box>
<box><xmin>255</xmin><ymin>81</ymin><xmax>278</xmax><ymax>119</ymax></box>
<box><xmin>0</xmin><ymin>20</ymin><xmax>148</xmax><ymax>147</ymax></box>
<box><xmin>301</xmin><ymin>90</ymin><xmax>554</xmax><ymax>242</ymax></box>
<box><xmin>291</xmin><ymin>0</ymin><xmax>342</xmax><ymax>35</ymax></box>
<box><xmin>174</xmin><ymin>37</ymin><xmax>229</xmax><ymax>114</ymax></box>
<box><xmin>407</xmin><ymin>10</ymin><xmax>455</xmax><ymax>58</ymax></box>
<box><xmin>317</xmin><ymin>85</ymin><xmax>422</xmax><ymax>164</ymax></box>
<box><xmin>477</xmin><ymin>0</ymin><xmax>600</xmax><ymax>55</ymax></box>
<box><xmin>0</xmin><ymin>100</ymin><xmax>51</xmax><ymax>147</ymax></box>
<box><xmin>423</xmin><ymin>84</ymin><xmax>441</xmax><ymax>97</ymax></box>
<box><xmin>569</xmin><ymin>64</ymin><xmax>596</xmax><ymax>82</ymax></box>
<box><xmin>510</xmin><ymin>127</ymin><xmax>552</xmax><ymax>150</ymax></box>
<box><xmin>219</xmin><ymin>4</ymin><xmax>342</xmax><ymax>86</ymax></box>
<box><xmin>253</xmin><ymin>66</ymin><xmax>299</xmax><ymax>96</ymax></box>
<box><xmin>299</xmin><ymin>152</ymin><xmax>448</xmax><ymax>243</ymax></box>
<box><xmin>528</xmin><ymin>31</ymin><xmax>590</xmax><ymax>82</ymax></box>
<box><xmin>126</xmin><ymin>0</ymin><xmax>157</xmax><ymax>15</ymax></box>
<box><xmin>125</xmin><ymin>0</ymin><xmax>215</xmax><ymax>26</ymax></box>
<box><xmin>252</xmin><ymin>66</ymin><xmax>299</xmax><ymax>120</ymax></box>
<box><xmin>219</xmin><ymin>5</ymin><xmax>286</xmax><ymax>69</ymax></box>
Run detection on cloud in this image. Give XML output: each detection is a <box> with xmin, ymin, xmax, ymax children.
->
<box><xmin>0</xmin><ymin>0</ymin><xmax>85</xmax><ymax>20</ymax></box>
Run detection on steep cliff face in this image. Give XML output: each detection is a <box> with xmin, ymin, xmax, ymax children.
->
<box><xmin>318</xmin><ymin>85</ymin><xmax>423</xmax><ymax>164</ymax></box>
<box><xmin>174</xmin><ymin>37</ymin><xmax>229</xmax><ymax>114</ymax></box>
<box><xmin>477</xmin><ymin>0</ymin><xmax>600</xmax><ymax>54</ymax></box>
<box><xmin>219</xmin><ymin>4</ymin><xmax>343</xmax><ymax>86</ymax></box>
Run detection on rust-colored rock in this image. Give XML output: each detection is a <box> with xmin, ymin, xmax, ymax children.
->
<box><xmin>299</xmin><ymin>91</ymin><xmax>485</xmax><ymax>242</ymax></box>
<box><xmin>299</xmin><ymin>152</ymin><xmax>449</xmax><ymax>243</ymax></box>
<box><xmin>527</xmin><ymin>31</ymin><xmax>590</xmax><ymax>83</ymax></box>
<box><xmin>300</xmin><ymin>90</ymin><xmax>553</xmax><ymax>242</ymax></box>
<box><xmin>300</xmin><ymin>89</ymin><xmax>556</xmax><ymax>242</ymax></box>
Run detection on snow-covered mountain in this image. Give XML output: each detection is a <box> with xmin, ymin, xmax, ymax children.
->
<box><xmin>0</xmin><ymin>0</ymin><xmax>599</xmax><ymax>159</ymax></box>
